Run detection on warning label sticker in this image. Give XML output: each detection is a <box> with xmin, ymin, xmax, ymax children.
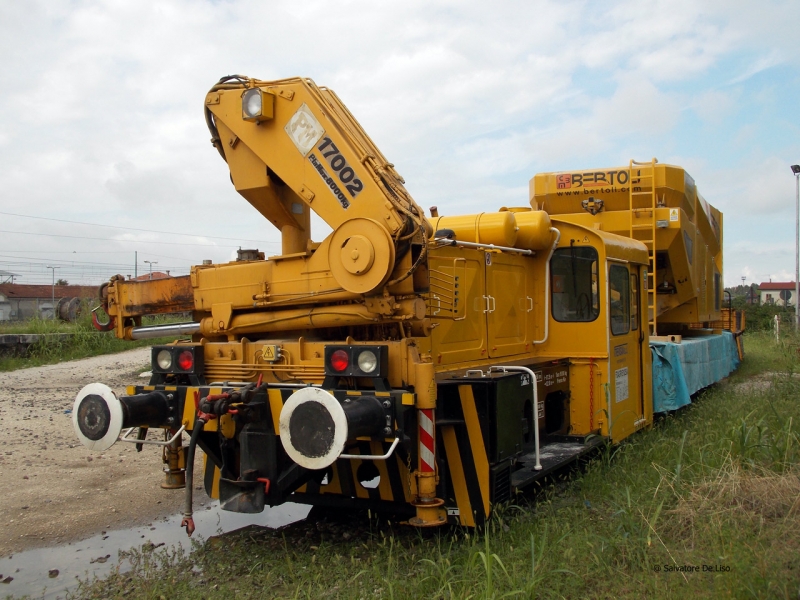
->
<box><xmin>615</xmin><ymin>367</ymin><xmax>629</xmax><ymax>403</ymax></box>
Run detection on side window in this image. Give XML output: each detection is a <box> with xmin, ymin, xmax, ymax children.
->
<box><xmin>630</xmin><ymin>273</ymin><xmax>639</xmax><ymax>331</ymax></box>
<box><xmin>609</xmin><ymin>264</ymin><xmax>630</xmax><ymax>336</ymax></box>
<box><xmin>551</xmin><ymin>247</ymin><xmax>599</xmax><ymax>322</ymax></box>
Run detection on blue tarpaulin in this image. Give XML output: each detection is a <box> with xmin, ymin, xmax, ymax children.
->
<box><xmin>650</xmin><ymin>331</ymin><xmax>740</xmax><ymax>413</ymax></box>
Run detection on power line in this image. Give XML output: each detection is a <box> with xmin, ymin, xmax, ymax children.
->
<box><xmin>0</xmin><ymin>253</ymin><xmax>197</xmax><ymax>267</ymax></box>
<box><xmin>0</xmin><ymin>250</ymin><xmax>137</xmax><ymax>254</ymax></box>
<box><xmin>0</xmin><ymin>210</ymin><xmax>279</xmax><ymax>246</ymax></box>
<box><xmin>0</xmin><ymin>255</ymin><xmax>146</xmax><ymax>267</ymax></box>
<box><xmin>0</xmin><ymin>229</ymin><xmax>244</xmax><ymax>247</ymax></box>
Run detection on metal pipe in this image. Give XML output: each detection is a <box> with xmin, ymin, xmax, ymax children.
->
<box><xmin>533</xmin><ymin>227</ymin><xmax>561</xmax><ymax>345</ymax></box>
<box><xmin>199</xmin><ymin>304</ymin><xmax>380</xmax><ymax>337</ymax></box>
<box><xmin>181</xmin><ymin>417</ymin><xmax>206</xmax><ymax>537</ymax></box>
<box><xmin>340</xmin><ymin>437</ymin><xmax>400</xmax><ymax>460</ymax></box>
<box><xmin>490</xmin><ymin>366</ymin><xmax>541</xmax><ymax>470</ymax></box>
<box><xmin>130</xmin><ymin>322</ymin><xmax>201</xmax><ymax>340</ymax></box>
<box><xmin>434</xmin><ymin>238</ymin><xmax>533</xmax><ymax>255</ymax></box>
<box><xmin>118</xmin><ymin>425</ymin><xmax>186</xmax><ymax>446</ymax></box>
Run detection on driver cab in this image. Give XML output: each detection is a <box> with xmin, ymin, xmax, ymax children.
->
<box><xmin>541</xmin><ymin>223</ymin><xmax>652</xmax><ymax>443</ymax></box>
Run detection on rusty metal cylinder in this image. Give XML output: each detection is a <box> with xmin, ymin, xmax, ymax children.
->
<box><xmin>56</xmin><ymin>297</ymin><xmax>82</xmax><ymax>322</ymax></box>
<box><xmin>431</xmin><ymin>212</ymin><xmax>517</xmax><ymax>247</ymax></box>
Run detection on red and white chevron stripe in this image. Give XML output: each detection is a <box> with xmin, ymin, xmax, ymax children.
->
<box><xmin>419</xmin><ymin>408</ymin><xmax>435</xmax><ymax>472</ymax></box>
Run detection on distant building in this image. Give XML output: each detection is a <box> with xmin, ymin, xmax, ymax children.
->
<box><xmin>759</xmin><ymin>281</ymin><xmax>797</xmax><ymax>307</ymax></box>
<box><xmin>130</xmin><ymin>271</ymin><xmax>171</xmax><ymax>282</ymax></box>
<box><xmin>0</xmin><ymin>270</ymin><xmax>19</xmax><ymax>284</ymax></box>
<box><xmin>0</xmin><ymin>283</ymin><xmax>97</xmax><ymax>321</ymax></box>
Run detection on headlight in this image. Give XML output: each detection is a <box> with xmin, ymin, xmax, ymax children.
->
<box><xmin>241</xmin><ymin>88</ymin><xmax>273</xmax><ymax>122</ymax></box>
<box><xmin>157</xmin><ymin>349</ymin><xmax>172</xmax><ymax>370</ymax></box>
<box><xmin>243</xmin><ymin>88</ymin><xmax>262</xmax><ymax>118</ymax></box>
<box><xmin>357</xmin><ymin>350</ymin><xmax>378</xmax><ymax>374</ymax></box>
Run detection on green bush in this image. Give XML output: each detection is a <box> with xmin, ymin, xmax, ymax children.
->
<box><xmin>0</xmin><ymin>310</ymin><xmax>182</xmax><ymax>371</ymax></box>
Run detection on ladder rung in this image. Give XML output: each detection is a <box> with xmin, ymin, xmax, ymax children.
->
<box><xmin>631</xmin><ymin>224</ymin><xmax>654</xmax><ymax>229</ymax></box>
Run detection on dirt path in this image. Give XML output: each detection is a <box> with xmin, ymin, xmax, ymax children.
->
<box><xmin>0</xmin><ymin>349</ymin><xmax>210</xmax><ymax>556</ymax></box>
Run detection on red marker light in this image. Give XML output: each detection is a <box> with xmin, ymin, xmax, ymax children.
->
<box><xmin>177</xmin><ymin>350</ymin><xmax>194</xmax><ymax>371</ymax></box>
<box><xmin>330</xmin><ymin>349</ymin><xmax>349</xmax><ymax>372</ymax></box>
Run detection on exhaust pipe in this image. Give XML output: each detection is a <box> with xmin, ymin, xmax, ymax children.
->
<box><xmin>279</xmin><ymin>388</ymin><xmax>386</xmax><ymax>470</ymax></box>
<box><xmin>72</xmin><ymin>383</ymin><xmax>170</xmax><ymax>451</ymax></box>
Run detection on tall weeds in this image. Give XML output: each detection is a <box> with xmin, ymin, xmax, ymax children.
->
<box><xmin>0</xmin><ymin>311</ymin><xmax>182</xmax><ymax>371</ymax></box>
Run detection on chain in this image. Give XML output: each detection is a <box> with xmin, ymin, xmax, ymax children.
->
<box><xmin>589</xmin><ymin>358</ymin><xmax>595</xmax><ymax>431</ymax></box>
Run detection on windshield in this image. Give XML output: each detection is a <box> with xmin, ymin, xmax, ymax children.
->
<box><xmin>551</xmin><ymin>247</ymin><xmax>599</xmax><ymax>322</ymax></box>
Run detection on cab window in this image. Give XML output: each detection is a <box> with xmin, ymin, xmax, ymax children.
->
<box><xmin>609</xmin><ymin>264</ymin><xmax>630</xmax><ymax>335</ymax></box>
<box><xmin>551</xmin><ymin>247</ymin><xmax>599</xmax><ymax>322</ymax></box>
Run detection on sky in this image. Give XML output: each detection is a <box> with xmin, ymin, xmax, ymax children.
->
<box><xmin>0</xmin><ymin>0</ymin><xmax>798</xmax><ymax>287</ymax></box>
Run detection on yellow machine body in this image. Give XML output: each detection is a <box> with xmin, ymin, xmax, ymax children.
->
<box><xmin>82</xmin><ymin>77</ymin><xmax>737</xmax><ymax>530</ymax></box>
<box><xmin>532</xmin><ymin>162</ymin><xmax>723</xmax><ymax>334</ymax></box>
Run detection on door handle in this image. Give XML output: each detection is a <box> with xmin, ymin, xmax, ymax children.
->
<box><xmin>527</xmin><ymin>296</ymin><xmax>533</xmax><ymax>312</ymax></box>
<box><xmin>431</xmin><ymin>294</ymin><xmax>441</xmax><ymax>316</ymax></box>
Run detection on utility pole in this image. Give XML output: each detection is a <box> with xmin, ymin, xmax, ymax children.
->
<box><xmin>135</xmin><ymin>251</ymin><xmax>138</xmax><ymax>279</ymax></box>
<box><xmin>46</xmin><ymin>266</ymin><xmax>60</xmax><ymax>319</ymax></box>
<box><xmin>144</xmin><ymin>260</ymin><xmax>157</xmax><ymax>280</ymax></box>
<box><xmin>793</xmin><ymin>165</ymin><xmax>800</xmax><ymax>331</ymax></box>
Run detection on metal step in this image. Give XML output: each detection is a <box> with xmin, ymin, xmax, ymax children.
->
<box><xmin>511</xmin><ymin>437</ymin><xmax>605</xmax><ymax>490</ymax></box>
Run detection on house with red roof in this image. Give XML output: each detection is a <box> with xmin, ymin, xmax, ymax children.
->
<box><xmin>759</xmin><ymin>281</ymin><xmax>797</xmax><ymax>307</ymax></box>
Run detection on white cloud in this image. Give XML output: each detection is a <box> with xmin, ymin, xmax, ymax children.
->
<box><xmin>690</xmin><ymin>89</ymin><xmax>735</xmax><ymax>125</ymax></box>
<box><xmin>0</xmin><ymin>0</ymin><xmax>797</xmax><ymax>284</ymax></box>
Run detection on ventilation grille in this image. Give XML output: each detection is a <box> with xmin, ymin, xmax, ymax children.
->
<box><xmin>491</xmin><ymin>463</ymin><xmax>512</xmax><ymax>504</ymax></box>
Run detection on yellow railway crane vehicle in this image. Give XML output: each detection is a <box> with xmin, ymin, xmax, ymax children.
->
<box><xmin>72</xmin><ymin>75</ymin><xmax>743</xmax><ymax>534</ymax></box>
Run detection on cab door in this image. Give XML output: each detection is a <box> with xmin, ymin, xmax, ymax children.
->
<box><xmin>486</xmin><ymin>252</ymin><xmax>532</xmax><ymax>358</ymax></box>
<box><xmin>606</xmin><ymin>260</ymin><xmax>644</xmax><ymax>442</ymax></box>
<box><xmin>429</xmin><ymin>247</ymin><xmax>487</xmax><ymax>365</ymax></box>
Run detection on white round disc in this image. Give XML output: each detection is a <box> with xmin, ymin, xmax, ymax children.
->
<box><xmin>279</xmin><ymin>387</ymin><xmax>348</xmax><ymax>470</ymax></box>
<box><xmin>72</xmin><ymin>382</ymin><xmax>123</xmax><ymax>452</ymax></box>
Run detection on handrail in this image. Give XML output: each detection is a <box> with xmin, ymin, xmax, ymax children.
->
<box><xmin>118</xmin><ymin>425</ymin><xmax>186</xmax><ymax>447</ymax></box>
<box><xmin>340</xmin><ymin>437</ymin><xmax>400</xmax><ymax>460</ymax></box>
<box><xmin>489</xmin><ymin>366</ymin><xmax>541</xmax><ymax>470</ymax></box>
<box><xmin>434</xmin><ymin>238</ymin><xmax>533</xmax><ymax>255</ymax></box>
<box><xmin>533</xmin><ymin>227</ymin><xmax>561</xmax><ymax>345</ymax></box>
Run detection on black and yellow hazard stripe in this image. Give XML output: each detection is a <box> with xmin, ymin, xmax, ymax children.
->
<box><xmin>194</xmin><ymin>386</ymin><xmax>413</xmax><ymax>507</ymax></box>
<box><xmin>438</xmin><ymin>383</ymin><xmax>492</xmax><ymax>526</ymax></box>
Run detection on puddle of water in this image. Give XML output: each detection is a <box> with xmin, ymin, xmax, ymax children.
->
<box><xmin>1</xmin><ymin>501</ymin><xmax>309</xmax><ymax>599</ymax></box>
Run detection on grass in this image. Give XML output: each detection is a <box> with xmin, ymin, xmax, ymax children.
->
<box><xmin>0</xmin><ymin>311</ymin><xmax>182</xmax><ymax>372</ymax></box>
<box><xmin>13</xmin><ymin>331</ymin><xmax>800</xmax><ymax>599</ymax></box>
